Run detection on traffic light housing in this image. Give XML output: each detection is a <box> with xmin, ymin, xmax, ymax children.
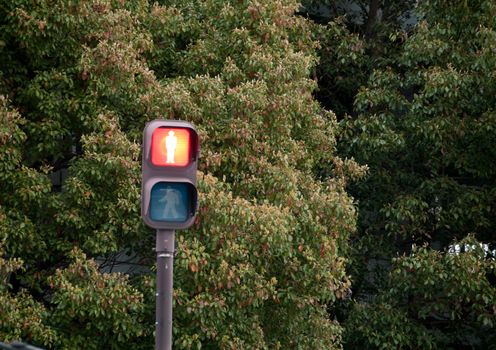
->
<box><xmin>141</xmin><ymin>120</ymin><xmax>199</xmax><ymax>230</ymax></box>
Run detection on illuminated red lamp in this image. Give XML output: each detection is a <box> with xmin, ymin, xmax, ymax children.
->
<box><xmin>151</xmin><ymin>128</ymin><xmax>191</xmax><ymax>167</ymax></box>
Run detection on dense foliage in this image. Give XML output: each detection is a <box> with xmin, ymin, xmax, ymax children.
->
<box><xmin>2</xmin><ymin>0</ymin><xmax>495</xmax><ymax>348</ymax></box>
<box><xmin>301</xmin><ymin>0</ymin><xmax>416</xmax><ymax>117</ymax></box>
<box><xmin>327</xmin><ymin>0</ymin><xmax>496</xmax><ymax>348</ymax></box>
<box><xmin>0</xmin><ymin>0</ymin><xmax>361</xmax><ymax>349</ymax></box>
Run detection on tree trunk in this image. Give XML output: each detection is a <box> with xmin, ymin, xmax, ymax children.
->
<box><xmin>365</xmin><ymin>0</ymin><xmax>381</xmax><ymax>40</ymax></box>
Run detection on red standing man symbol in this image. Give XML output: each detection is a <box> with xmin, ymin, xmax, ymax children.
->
<box><xmin>165</xmin><ymin>130</ymin><xmax>177</xmax><ymax>164</ymax></box>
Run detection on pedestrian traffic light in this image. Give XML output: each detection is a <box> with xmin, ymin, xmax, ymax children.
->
<box><xmin>141</xmin><ymin>120</ymin><xmax>199</xmax><ymax>230</ymax></box>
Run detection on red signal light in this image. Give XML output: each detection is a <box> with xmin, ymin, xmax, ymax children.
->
<box><xmin>151</xmin><ymin>128</ymin><xmax>191</xmax><ymax>167</ymax></box>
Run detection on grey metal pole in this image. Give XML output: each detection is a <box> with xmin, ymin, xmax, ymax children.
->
<box><xmin>156</xmin><ymin>229</ymin><xmax>175</xmax><ymax>350</ymax></box>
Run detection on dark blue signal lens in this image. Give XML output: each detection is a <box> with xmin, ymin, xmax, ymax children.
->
<box><xmin>149</xmin><ymin>182</ymin><xmax>190</xmax><ymax>222</ymax></box>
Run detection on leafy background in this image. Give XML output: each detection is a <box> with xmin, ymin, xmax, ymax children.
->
<box><xmin>1</xmin><ymin>0</ymin><xmax>495</xmax><ymax>349</ymax></box>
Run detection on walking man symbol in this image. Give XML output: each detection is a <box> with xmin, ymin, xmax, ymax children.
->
<box><xmin>159</xmin><ymin>188</ymin><xmax>181</xmax><ymax>219</ymax></box>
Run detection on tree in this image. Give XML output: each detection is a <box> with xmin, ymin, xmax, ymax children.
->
<box><xmin>338</xmin><ymin>0</ymin><xmax>496</xmax><ymax>348</ymax></box>
<box><xmin>299</xmin><ymin>0</ymin><xmax>416</xmax><ymax>117</ymax></box>
<box><xmin>0</xmin><ymin>0</ymin><xmax>361</xmax><ymax>348</ymax></box>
